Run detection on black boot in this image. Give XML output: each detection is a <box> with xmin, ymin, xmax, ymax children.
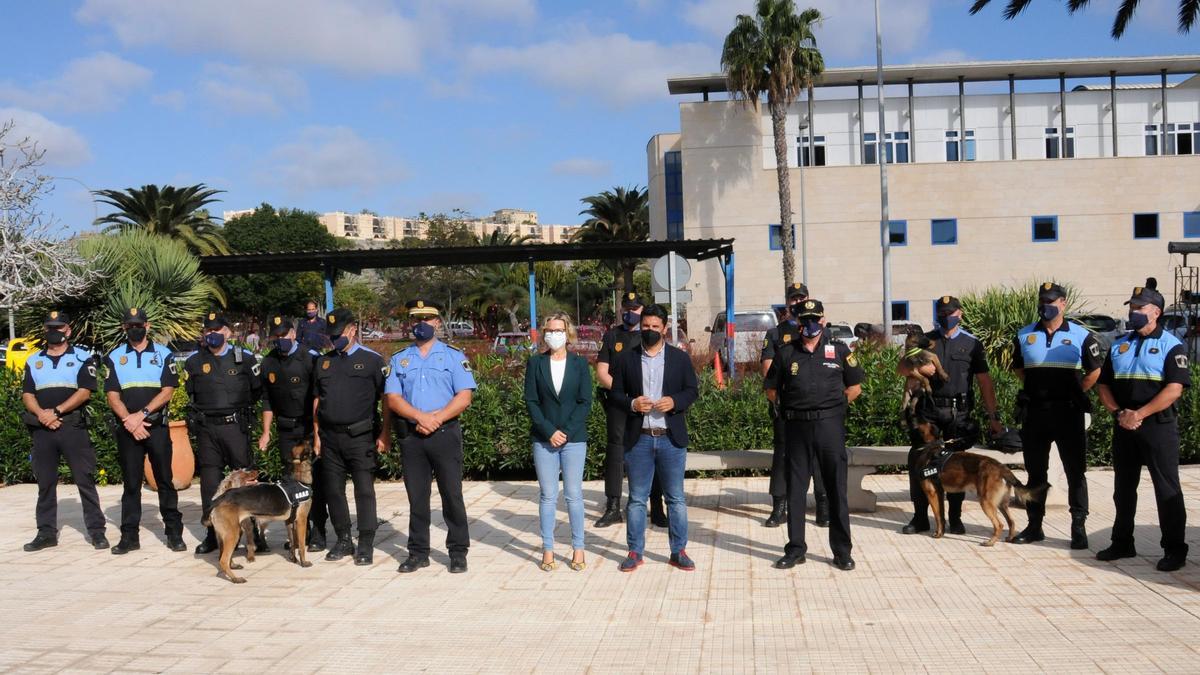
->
<box><xmin>306</xmin><ymin>524</ymin><xmax>327</xmax><ymax>553</ymax></box>
<box><xmin>764</xmin><ymin>496</ymin><xmax>787</xmax><ymax>528</ymax></box>
<box><xmin>1070</xmin><ymin>515</ymin><xmax>1088</xmax><ymax>550</ymax></box>
<box><xmin>23</xmin><ymin>532</ymin><xmax>58</xmax><ymax>552</ymax></box>
<box><xmin>901</xmin><ymin>508</ymin><xmax>930</xmax><ymax>535</ymax></box>
<box><xmin>111</xmin><ymin>535</ymin><xmax>140</xmax><ymax>555</ymax></box>
<box><xmin>166</xmin><ymin>531</ymin><xmax>187</xmax><ymax>552</ymax></box>
<box><xmin>354</xmin><ymin>531</ymin><xmax>374</xmax><ymax>566</ymax></box>
<box><xmin>947</xmin><ymin>497</ymin><xmax>965</xmax><ymax>535</ymax></box>
<box><xmin>252</xmin><ymin>520</ymin><xmax>271</xmax><ymax>553</ymax></box>
<box><xmin>194</xmin><ymin>527</ymin><xmax>218</xmax><ymax>554</ymax></box>
<box><xmin>814</xmin><ymin>495</ymin><xmax>830</xmax><ymax>528</ymax></box>
<box><xmin>650</xmin><ymin>500</ymin><xmax>669</xmax><ymax>528</ymax></box>
<box><xmin>594</xmin><ymin>498</ymin><xmax>622</xmax><ymax>528</ymax></box>
<box><xmin>325</xmin><ymin>533</ymin><xmax>355</xmax><ymax>561</ymax></box>
<box><xmin>1015</xmin><ymin>503</ymin><xmax>1045</xmax><ymax>544</ymax></box>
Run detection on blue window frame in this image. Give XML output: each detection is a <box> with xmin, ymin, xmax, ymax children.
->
<box><xmin>664</xmin><ymin>151</ymin><xmax>683</xmax><ymax>241</ymax></box>
<box><xmin>769</xmin><ymin>223</ymin><xmax>795</xmax><ymax>250</ymax></box>
<box><xmin>888</xmin><ymin>220</ymin><xmax>907</xmax><ymax>246</ymax></box>
<box><xmin>1133</xmin><ymin>213</ymin><xmax>1159</xmax><ymax>239</ymax></box>
<box><xmin>1032</xmin><ymin>215</ymin><xmax>1058</xmax><ymax>242</ymax></box>
<box><xmin>931</xmin><ymin>218</ymin><xmax>957</xmax><ymax>245</ymax></box>
<box><xmin>891</xmin><ymin>301</ymin><xmax>909</xmax><ymax>321</ymax></box>
<box><xmin>1184</xmin><ymin>212</ymin><xmax>1200</xmax><ymax>238</ymax></box>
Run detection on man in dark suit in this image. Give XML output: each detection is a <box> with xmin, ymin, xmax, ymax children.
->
<box><xmin>609</xmin><ymin>304</ymin><xmax>700</xmax><ymax>573</ymax></box>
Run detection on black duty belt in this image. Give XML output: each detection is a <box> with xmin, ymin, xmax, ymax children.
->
<box><xmin>198</xmin><ymin>411</ymin><xmax>240</xmax><ymax>425</ymax></box>
<box><xmin>932</xmin><ymin>394</ymin><xmax>969</xmax><ymax>407</ymax></box>
<box><xmin>783</xmin><ymin>407</ymin><xmax>843</xmax><ymax>421</ymax></box>
<box><xmin>640</xmin><ymin>427</ymin><xmax>668</xmax><ymax>437</ymax></box>
<box><xmin>275</xmin><ymin>414</ymin><xmax>308</xmax><ymax>429</ymax></box>
<box><xmin>320</xmin><ymin>418</ymin><xmax>375</xmax><ymax>436</ymax></box>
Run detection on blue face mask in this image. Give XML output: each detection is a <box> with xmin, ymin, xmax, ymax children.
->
<box><xmin>801</xmin><ymin>319</ymin><xmax>823</xmax><ymax>338</ymax></box>
<box><xmin>204</xmin><ymin>332</ymin><xmax>225</xmax><ymax>349</ymax></box>
<box><xmin>413</xmin><ymin>322</ymin><xmax>435</xmax><ymax>342</ymax></box>
<box><xmin>275</xmin><ymin>338</ymin><xmax>293</xmax><ymax>353</ymax></box>
<box><xmin>1038</xmin><ymin>304</ymin><xmax>1060</xmax><ymax>322</ymax></box>
<box><xmin>622</xmin><ymin>311</ymin><xmax>640</xmax><ymax>327</ymax></box>
<box><xmin>306</xmin><ymin>310</ymin><xmax>318</xmax><ymax>319</ymax></box>
<box><xmin>1127</xmin><ymin>311</ymin><xmax>1149</xmax><ymax>331</ymax></box>
<box><xmin>331</xmin><ymin>335</ymin><xmax>350</xmax><ymax>351</ymax></box>
<box><xmin>939</xmin><ymin>315</ymin><xmax>961</xmax><ymax>332</ymax></box>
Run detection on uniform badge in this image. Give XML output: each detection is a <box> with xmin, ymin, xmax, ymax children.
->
<box><xmin>1061</xmin><ymin>339</ymin><xmax>1072</xmax><ymax>346</ymax></box>
<box><xmin>846</xmin><ymin>353</ymin><xmax>858</xmax><ymax>367</ymax></box>
<box><xmin>763</xmin><ymin>338</ymin><xmax>769</xmax><ymax>349</ymax></box>
<box><xmin>268</xmin><ymin>372</ymin><xmax>276</xmax><ymax>383</ymax></box>
<box><xmin>941</xmin><ymin>295</ymin><xmax>950</xmax><ymax>303</ymax></box>
<box><xmin>273</xmin><ymin>317</ymin><xmax>281</xmax><ymax>326</ymax></box>
<box><xmin>461</xmin><ymin>359</ymin><xmax>472</xmax><ymax>372</ymax></box>
<box><xmin>354</xmin><ymin>363</ymin><xmax>364</xmax><ymax>370</ymax></box>
<box><xmin>150</xmin><ymin>356</ymin><xmax>159</xmax><ymax>366</ymax></box>
<box><xmin>66</xmin><ymin>361</ymin><xmax>75</xmax><ymax>368</ymax></box>
<box><xmin>400</xmin><ymin>359</ymin><xmax>409</xmax><ymax>368</ymax></box>
<box><xmin>789</xmin><ymin>362</ymin><xmax>799</xmax><ymax>375</ymax></box>
<box><xmin>50</xmin><ymin>311</ymin><xmax>58</xmax><ymax>320</ymax></box>
<box><xmin>614</xmin><ymin>343</ymin><xmax>623</xmax><ymax>353</ymax></box>
<box><xmin>227</xmin><ymin>368</ymin><xmax>238</xmax><ymax>376</ymax></box>
<box><xmin>35</xmin><ymin>360</ymin><xmax>43</xmax><ymax>369</ymax></box>
<box><xmin>1118</xmin><ymin>343</ymin><xmax>1130</xmax><ymax>354</ymax></box>
<box><xmin>1042</xmin><ymin>282</ymin><xmax>1052</xmax><ymax>291</ymax></box>
<box><xmin>782</xmin><ymin>334</ymin><xmax>791</xmax><ymax>344</ymax></box>
<box><xmin>1149</xmin><ymin>347</ymin><xmax>1159</xmax><ymax>354</ymax></box>
<box><xmin>322</xmin><ymin>360</ymin><xmax>330</xmax><ymax>370</ymax></box>
<box><xmin>804</xmin><ymin>301</ymin><xmax>815</xmax><ymax>310</ymax></box>
<box><xmin>328</xmin><ymin>315</ymin><xmax>336</xmax><ymax>324</ymax></box>
<box><xmin>202</xmin><ymin>363</ymin><xmax>211</xmax><ymax>374</ymax></box>
<box><xmin>1088</xmin><ymin>343</ymin><xmax>1101</xmax><ymax>358</ymax></box>
<box><xmin>1176</xmin><ymin>355</ymin><xmax>1189</xmax><ymax>369</ymax></box>
<box><xmin>824</xmin><ymin>345</ymin><xmax>836</xmax><ymax>359</ymax></box>
<box><xmin>417</xmin><ymin>300</ymin><xmax>425</xmax><ymax>308</ymax></box>
<box><xmin>1026</xmin><ymin>335</ymin><xmax>1037</xmax><ymax>345</ymax></box>
<box><xmin>119</xmin><ymin>356</ymin><xmax>128</xmax><ymax>365</ymax></box>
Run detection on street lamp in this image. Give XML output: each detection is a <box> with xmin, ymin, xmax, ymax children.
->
<box><xmin>874</xmin><ymin>0</ymin><xmax>893</xmax><ymax>341</ymax></box>
<box><xmin>798</xmin><ymin>120</ymin><xmax>809</xmax><ymax>286</ymax></box>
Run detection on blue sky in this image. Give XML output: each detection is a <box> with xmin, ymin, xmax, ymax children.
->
<box><xmin>2</xmin><ymin>0</ymin><xmax>1196</xmax><ymax>232</ymax></box>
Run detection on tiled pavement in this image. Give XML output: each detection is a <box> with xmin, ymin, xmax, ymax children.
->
<box><xmin>1</xmin><ymin>468</ymin><xmax>1199</xmax><ymax>674</ymax></box>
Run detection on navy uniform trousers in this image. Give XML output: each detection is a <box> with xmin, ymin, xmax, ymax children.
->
<box><xmin>783</xmin><ymin>412</ymin><xmax>851</xmax><ymax>560</ymax></box>
<box><xmin>30</xmin><ymin>423</ymin><xmax>106</xmax><ymax>538</ymax></box>
<box><xmin>400</xmin><ymin>420</ymin><xmax>469</xmax><ymax>557</ymax></box>
<box><xmin>115</xmin><ymin>423</ymin><xmax>181</xmax><ymax>536</ymax></box>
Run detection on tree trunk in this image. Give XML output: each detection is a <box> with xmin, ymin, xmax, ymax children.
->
<box><xmin>769</xmin><ymin>99</ymin><xmax>795</xmax><ymax>288</ymax></box>
<box><xmin>507</xmin><ymin>307</ymin><xmax>521</xmax><ymax>333</ymax></box>
<box><xmin>622</xmin><ymin>263</ymin><xmax>635</xmax><ymax>294</ymax></box>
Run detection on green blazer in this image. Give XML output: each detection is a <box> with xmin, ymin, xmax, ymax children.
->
<box><xmin>523</xmin><ymin>352</ymin><xmax>593</xmax><ymax>443</ymax></box>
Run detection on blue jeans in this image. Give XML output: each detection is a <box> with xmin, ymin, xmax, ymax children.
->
<box><xmin>532</xmin><ymin>441</ymin><xmax>587</xmax><ymax>551</ymax></box>
<box><xmin>625</xmin><ymin>433</ymin><xmax>688</xmax><ymax>556</ymax></box>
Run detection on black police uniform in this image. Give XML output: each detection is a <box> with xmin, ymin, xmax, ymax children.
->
<box><xmin>1098</xmin><ymin>297</ymin><xmax>1190</xmax><ymax>566</ymax></box>
<box><xmin>183</xmin><ymin>334</ymin><xmax>262</xmax><ymax>528</ymax></box>
<box><xmin>1011</xmin><ymin>307</ymin><xmax>1103</xmax><ymax>543</ymax></box>
<box><xmin>261</xmin><ymin>333</ymin><xmax>327</xmax><ymax>546</ymax></box>
<box><xmin>906</xmin><ymin>326</ymin><xmax>990</xmax><ymax>530</ymax></box>
<box><xmin>103</xmin><ymin>334</ymin><xmax>182</xmax><ymax>543</ymax></box>
<box><xmin>22</xmin><ymin>334</ymin><xmax>107</xmax><ymax>546</ymax></box>
<box><xmin>762</xmin><ymin>319</ymin><xmax>828</xmax><ymax>517</ymax></box>
<box><xmin>768</xmin><ymin>307</ymin><xmax>864</xmax><ymax>567</ymax></box>
<box><xmin>313</xmin><ymin>337</ymin><xmax>386</xmax><ymax>558</ymax></box>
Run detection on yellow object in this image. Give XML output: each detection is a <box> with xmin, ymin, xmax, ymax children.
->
<box><xmin>4</xmin><ymin>335</ymin><xmax>42</xmax><ymax>372</ymax></box>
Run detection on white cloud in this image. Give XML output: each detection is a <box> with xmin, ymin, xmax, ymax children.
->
<box><xmin>76</xmin><ymin>0</ymin><xmax>425</xmax><ymax>75</ymax></box>
<box><xmin>199</xmin><ymin>64</ymin><xmax>308</xmax><ymax>116</ymax></box>
<box><xmin>465</xmin><ymin>31</ymin><xmax>716</xmax><ymax>106</ymax></box>
<box><xmin>258</xmin><ymin>125</ymin><xmax>405</xmax><ymax>196</ymax></box>
<box><xmin>0</xmin><ymin>52</ymin><xmax>151</xmax><ymax>113</ymax></box>
<box><xmin>682</xmin><ymin>0</ymin><xmax>936</xmax><ymax>62</ymax></box>
<box><xmin>551</xmin><ymin>157</ymin><xmax>612</xmax><ymax>177</ymax></box>
<box><xmin>151</xmin><ymin>90</ymin><xmax>186</xmax><ymax>111</ymax></box>
<box><xmin>0</xmin><ymin>108</ymin><xmax>91</xmax><ymax>167</ymax></box>
<box><xmin>436</xmin><ymin>0</ymin><xmax>536</xmax><ymax>22</ymax></box>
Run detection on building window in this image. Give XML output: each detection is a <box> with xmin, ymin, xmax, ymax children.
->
<box><xmin>664</xmin><ymin>151</ymin><xmax>684</xmax><ymax>240</ymax></box>
<box><xmin>867</xmin><ymin>132</ymin><xmax>910</xmax><ymax>165</ymax></box>
<box><xmin>891</xmin><ymin>301</ymin><xmax>909</xmax><ymax>321</ymax></box>
<box><xmin>888</xmin><ymin>220</ymin><xmax>907</xmax><ymax>246</ymax></box>
<box><xmin>1145</xmin><ymin>124</ymin><xmax>1159</xmax><ymax>156</ymax></box>
<box><xmin>1168</xmin><ymin>123</ymin><xmax>1198</xmax><ymax>155</ymax></box>
<box><xmin>1032</xmin><ymin>215</ymin><xmax>1058</xmax><ymax>242</ymax></box>
<box><xmin>799</xmin><ymin>135</ymin><xmax>826</xmax><ymax>167</ymax></box>
<box><xmin>864</xmin><ymin>132</ymin><xmax>878</xmax><ymax>165</ymax></box>
<box><xmin>769</xmin><ymin>223</ymin><xmax>795</xmax><ymax>250</ymax></box>
<box><xmin>1133</xmin><ymin>213</ymin><xmax>1159</xmax><ymax>239</ymax></box>
<box><xmin>945</xmin><ymin>130</ymin><xmax>976</xmax><ymax>162</ymax></box>
<box><xmin>1045</xmin><ymin>127</ymin><xmax>1075</xmax><ymax>159</ymax></box>
<box><xmin>1185</xmin><ymin>212</ymin><xmax>1200</xmax><ymax>238</ymax></box>
<box><xmin>931</xmin><ymin>218</ymin><xmax>958</xmax><ymax>246</ymax></box>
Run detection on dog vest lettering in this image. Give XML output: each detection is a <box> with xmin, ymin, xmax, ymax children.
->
<box><xmin>276</xmin><ymin>479</ymin><xmax>312</xmax><ymax>523</ymax></box>
<box><xmin>921</xmin><ymin>448</ymin><xmax>957</xmax><ymax>479</ymax></box>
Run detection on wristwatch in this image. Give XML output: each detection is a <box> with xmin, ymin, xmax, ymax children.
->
<box><xmin>141</xmin><ymin>407</ymin><xmax>152</xmax><ymax>416</ymax></box>
<box><xmin>52</xmin><ymin>407</ymin><xmax>63</xmax><ymax>419</ymax></box>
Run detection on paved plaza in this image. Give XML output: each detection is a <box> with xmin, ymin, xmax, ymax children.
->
<box><xmin>0</xmin><ymin>468</ymin><xmax>1198</xmax><ymax>674</ymax></box>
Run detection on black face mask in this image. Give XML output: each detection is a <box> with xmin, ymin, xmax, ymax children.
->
<box><xmin>45</xmin><ymin>330</ymin><xmax>67</xmax><ymax>345</ymax></box>
<box><xmin>126</xmin><ymin>326</ymin><xmax>147</xmax><ymax>344</ymax></box>
<box><xmin>640</xmin><ymin>330</ymin><xmax>662</xmax><ymax>348</ymax></box>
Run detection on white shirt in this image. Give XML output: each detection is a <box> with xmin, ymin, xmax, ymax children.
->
<box><xmin>640</xmin><ymin>347</ymin><xmax>667</xmax><ymax>430</ymax></box>
<box><xmin>550</xmin><ymin>356</ymin><xmax>567</xmax><ymax>395</ymax></box>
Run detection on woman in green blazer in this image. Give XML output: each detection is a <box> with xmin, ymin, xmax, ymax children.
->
<box><xmin>524</xmin><ymin>312</ymin><xmax>593</xmax><ymax>571</ymax></box>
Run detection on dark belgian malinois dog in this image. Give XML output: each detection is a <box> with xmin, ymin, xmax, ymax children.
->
<box><xmin>202</xmin><ymin>441</ymin><xmax>315</xmax><ymax>583</ymax></box>
<box><xmin>899</xmin><ymin>333</ymin><xmax>949</xmax><ymax>418</ymax></box>
<box><xmin>910</xmin><ymin>419</ymin><xmax>1047</xmax><ymax>547</ymax></box>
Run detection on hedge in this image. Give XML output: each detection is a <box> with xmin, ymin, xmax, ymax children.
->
<box><xmin>2</xmin><ymin>343</ymin><xmax>1197</xmax><ymax>485</ymax></box>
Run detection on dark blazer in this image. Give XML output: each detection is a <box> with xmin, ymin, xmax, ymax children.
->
<box><xmin>523</xmin><ymin>352</ymin><xmax>594</xmax><ymax>443</ymax></box>
<box><xmin>608</xmin><ymin>343</ymin><xmax>699</xmax><ymax>449</ymax></box>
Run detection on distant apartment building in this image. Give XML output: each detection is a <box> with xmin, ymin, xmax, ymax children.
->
<box><xmin>223</xmin><ymin>208</ymin><xmax>578</xmax><ymax>245</ymax></box>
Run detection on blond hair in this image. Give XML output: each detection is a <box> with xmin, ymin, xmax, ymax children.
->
<box><xmin>542</xmin><ymin>312</ymin><xmax>577</xmax><ymax>345</ymax></box>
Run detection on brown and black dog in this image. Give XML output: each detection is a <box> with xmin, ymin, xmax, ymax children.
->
<box><xmin>202</xmin><ymin>441</ymin><xmax>315</xmax><ymax>583</ymax></box>
<box><xmin>910</xmin><ymin>419</ymin><xmax>1047</xmax><ymax>547</ymax></box>
<box><xmin>899</xmin><ymin>333</ymin><xmax>949</xmax><ymax>418</ymax></box>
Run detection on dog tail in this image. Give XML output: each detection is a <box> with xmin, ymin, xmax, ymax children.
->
<box><xmin>1001</xmin><ymin>469</ymin><xmax>1049</xmax><ymax>504</ymax></box>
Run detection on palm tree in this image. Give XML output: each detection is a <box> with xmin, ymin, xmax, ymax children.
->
<box><xmin>93</xmin><ymin>183</ymin><xmax>231</xmax><ymax>255</ymax></box>
<box><xmin>461</xmin><ymin>263</ymin><xmax>529</xmax><ymax>332</ymax></box>
<box><xmin>473</xmin><ymin>227</ymin><xmax>537</xmax><ymax>247</ymax></box>
<box><xmin>721</xmin><ymin>0</ymin><xmax>824</xmax><ymax>287</ymax></box>
<box><xmin>969</xmin><ymin>0</ymin><xmax>1197</xmax><ymax>38</ymax></box>
<box><xmin>572</xmin><ymin>185</ymin><xmax>649</xmax><ymax>291</ymax></box>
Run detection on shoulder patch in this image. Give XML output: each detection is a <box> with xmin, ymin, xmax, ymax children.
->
<box><xmin>1088</xmin><ymin>342</ymin><xmax>1100</xmax><ymax>358</ymax></box>
<box><xmin>322</xmin><ymin>360</ymin><xmax>330</xmax><ymax>370</ymax></box>
<box><xmin>846</xmin><ymin>352</ymin><xmax>858</xmax><ymax>368</ymax></box>
<box><xmin>87</xmin><ymin>364</ymin><xmax>97</xmax><ymax>378</ymax></box>
<box><xmin>399</xmin><ymin>358</ymin><xmax>409</xmax><ymax>368</ymax></box>
<box><xmin>614</xmin><ymin>342</ymin><xmax>623</xmax><ymax>353</ymax></box>
<box><xmin>461</xmin><ymin>359</ymin><xmax>472</xmax><ymax>372</ymax></box>
<box><xmin>1176</xmin><ymin>354</ymin><xmax>1189</xmax><ymax>369</ymax></box>
<box><xmin>382</xmin><ymin>364</ymin><xmax>391</xmax><ymax>377</ymax></box>
<box><xmin>1118</xmin><ymin>343</ymin><xmax>1130</xmax><ymax>354</ymax></box>
<box><xmin>168</xmin><ymin>361</ymin><xmax>178</xmax><ymax>375</ymax></box>
<box><xmin>1026</xmin><ymin>334</ymin><xmax>1037</xmax><ymax>345</ymax></box>
<box><xmin>789</xmin><ymin>362</ymin><xmax>799</xmax><ymax>375</ymax></box>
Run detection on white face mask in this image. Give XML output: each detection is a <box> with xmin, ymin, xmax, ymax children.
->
<box><xmin>544</xmin><ymin>331</ymin><xmax>567</xmax><ymax>350</ymax></box>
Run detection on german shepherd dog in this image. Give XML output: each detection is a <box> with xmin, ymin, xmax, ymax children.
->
<box><xmin>213</xmin><ymin>468</ymin><xmax>261</xmax><ymax>500</ymax></box>
<box><xmin>203</xmin><ymin>441</ymin><xmax>315</xmax><ymax>583</ymax></box>
<box><xmin>899</xmin><ymin>333</ymin><xmax>949</xmax><ymax>418</ymax></box>
<box><xmin>911</xmin><ymin>419</ymin><xmax>1047</xmax><ymax>547</ymax></box>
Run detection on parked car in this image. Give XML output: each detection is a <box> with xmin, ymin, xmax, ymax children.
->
<box><xmin>1069</xmin><ymin>313</ymin><xmax>1124</xmax><ymax>352</ymax></box>
<box><xmin>574</xmin><ymin>324</ymin><xmax>604</xmax><ymax>356</ymax></box>
<box><xmin>4</xmin><ymin>335</ymin><xmax>41</xmax><ymax>372</ymax></box>
<box><xmin>492</xmin><ymin>332</ymin><xmax>533</xmax><ymax>355</ymax></box>
<box><xmin>707</xmin><ymin>310</ymin><xmax>776</xmax><ymax>365</ymax></box>
<box><xmin>827</xmin><ymin>322</ymin><xmax>859</xmax><ymax>349</ymax></box>
<box><xmin>446</xmin><ymin>320</ymin><xmax>475</xmax><ymax>338</ymax></box>
<box><xmin>361</xmin><ymin>328</ymin><xmax>385</xmax><ymax>340</ymax></box>
<box><xmin>889</xmin><ymin>321</ymin><xmax>925</xmax><ymax>346</ymax></box>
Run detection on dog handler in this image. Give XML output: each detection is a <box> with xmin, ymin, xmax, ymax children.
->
<box><xmin>1095</xmin><ymin>280</ymin><xmax>1189</xmax><ymax>572</ymax></box>
<box><xmin>766</xmin><ymin>300</ymin><xmax>863</xmax><ymax>572</ymax></box>
<box><xmin>897</xmin><ymin>295</ymin><xmax>1003</xmax><ymax>536</ymax></box>
<box><xmin>259</xmin><ymin>315</ymin><xmax>328</xmax><ymax>553</ymax></box>
<box><xmin>1011</xmin><ymin>282</ymin><xmax>1103</xmax><ymax>548</ymax></box>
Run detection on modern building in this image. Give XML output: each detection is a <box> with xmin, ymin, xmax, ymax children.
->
<box><xmin>647</xmin><ymin>55</ymin><xmax>1200</xmax><ymax>332</ymax></box>
<box><xmin>223</xmin><ymin>208</ymin><xmax>578</xmax><ymax>245</ymax></box>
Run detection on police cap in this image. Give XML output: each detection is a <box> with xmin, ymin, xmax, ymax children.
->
<box><xmin>785</xmin><ymin>282</ymin><xmax>810</xmax><ymax>301</ymax></box>
<box><xmin>202</xmin><ymin>312</ymin><xmax>228</xmax><ymax>330</ymax></box>
<box><xmin>43</xmin><ymin>310</ymin><xmax>70</xmax><ymax>328</ymax></box>
<box><xmin>934</xmin><ymin>295</ymin><xmax>962</xmax><ymax>316</ymax></box>
<box><xmin>326</xmin><ymin>307</ymin><xmax>356</xmax><ymax>336</ymax></box>
<box><xmin>795</xmin><ymin>299</ymin><xmax>824</xmax><ymax>319</ymax></box>
<box><xmin>1037</xmin><ymin>282</ymin><xmax>1067</xmax><ymax>303</ymax></box>
<box><xmin>121</xmin><ymin>307</ymin><xmax>148</xmax><ymax>325</ymax></box>
<box><xmin>406</xmin><ymin>299</ymin><xmax>441</xmax><ymax>319</ymax></box>
<box><xmin>620</xmin><ymin>291</ymin><xmax>644</xmax><ymax>309</ymax></box>
<box><xmin>268</xmin><ymin>314</ymin><xmax>293</xmax><ymax>337</ymax></box>
<box><xmin>1124</xmin><ymin>277</ymin><xmax>1165</xmax><ymax>310</ymax></box>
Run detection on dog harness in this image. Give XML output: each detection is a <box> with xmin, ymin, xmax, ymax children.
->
<box><xmin>920</xmin><ymin>448</ymin><xmax>958</xmax><ymax>480</ymax></box>
<box><xmin>276</xmin><ymin>479</ymin><xmax>312</xmax><ymax>524</ymax></box>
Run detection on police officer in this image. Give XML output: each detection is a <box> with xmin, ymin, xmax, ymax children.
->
<box><xmin>104</xmin><ymin>307</ymin><xmax>185</xmax><ymax>554</ymax></box>
<box><xmin>765</xmin><ymin>300</ymin><xmax>863</xmax><ymax>571</ymax></box>
<box><xmin>1011</xmin><ymin>282</ymin><xmax>1103</xmax><ymax>548</ymax></box>
<box><xmin>20</xmin><ymin>311</ymin><xmax>108</xmax><ymax>552</ymax></box>
<box><xmin>184</xmin><ymin>311</ymin><xmax>266</xmax><ymax>554</ymax></box>
<box><xmin>1096</xmin><ymin>279</ymin><xmax>1190</xmax><ymax>571</ymax></box>
<box><xmin>761</xmin><ymin>282</ymin><xmax>829</xmax><ymax>529</ymax></box>
<box><xmin>385</xmin><ymin>299</ymin><xmax>476</xmax><ymax>574</ymax></box>
<box><xmin>259</xmin><ymin>314</ymin><xmax>327</xmax><ymax>552</ymax></box>
<box><xmin>312</xmin><ymin>307</ymin><xmax>390</xmax><ymax>565</ymax></box>
<box><xmin>594</xmin><ymin>291</ymin><xmax>666</xmax><ymax>528</ymax></box>
<box><xmin>898</xmin><ymin>295</ymin><xmax>1003</xmax><ymax>535</ymax></box>
<box><xmin>297</xmin><ymin>299</ymin><xmax>329</xmax><ymax>351</ymax></box>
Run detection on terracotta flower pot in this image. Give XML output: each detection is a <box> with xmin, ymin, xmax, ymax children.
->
<box><xmin>144</xmin><ymin>420</ymin><xmax>196</xmax><ymax>491</ymax></box>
